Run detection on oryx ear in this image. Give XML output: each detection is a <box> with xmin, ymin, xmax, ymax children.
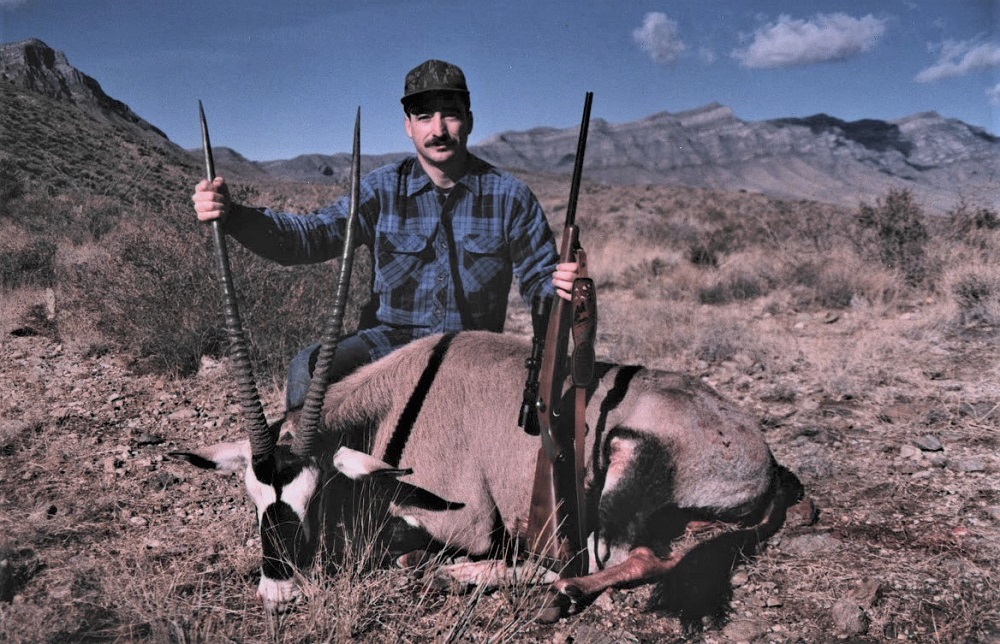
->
<box><xmin>333</xmin><ymin>446</ymin><xmax>413</xmax><ymax>480</ymax></box>
<box><xmin>169</xmin><ymin>440</ymin><xmax>251</xmax><ymax>473</ymax></box>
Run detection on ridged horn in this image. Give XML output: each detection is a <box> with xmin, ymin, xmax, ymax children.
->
<box><xmin>199</xmin><ymin>101</ymin><xmax>273</xmax><ymax>460</ymax></box>
<box><xmin>293</xmin><ymin>107</ymin><xmax>362</xmax><ymax>457</ymax></box>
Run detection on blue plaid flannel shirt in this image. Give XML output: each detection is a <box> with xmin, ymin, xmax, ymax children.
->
<box><xmin>225</xmin><ymin>155</ymin><xmax>558</xmax><ymax>359</ymax></box>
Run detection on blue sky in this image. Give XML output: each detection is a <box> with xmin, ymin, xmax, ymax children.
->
<box><xmin>2</xmin><ymin>1</ymin><xmax>998</xmax><ymax>160</ymax></box>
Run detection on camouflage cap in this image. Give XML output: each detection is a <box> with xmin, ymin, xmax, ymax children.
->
<box><xmin>401</xmin><ymin>59</ymin><xmax>469</xmax><ymax>105</ymax></box>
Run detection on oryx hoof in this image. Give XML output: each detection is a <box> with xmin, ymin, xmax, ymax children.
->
<box><xmin>535</xmin><ymin>588</ymin><xmax>571</xmax><ymax>624</ymax></box>
<box><xmin>396</xmin><ymin>549</ymin><xmax>435</xmax><ymax>577</ymax></box>
<box><xmin>552</xmin><ymin>578</ymin><xmax>585</xmax><ymax>603</ymax></box>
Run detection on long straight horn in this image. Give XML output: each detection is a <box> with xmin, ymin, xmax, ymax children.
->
<box><xmin>294</xmin><ymin>106</ymin><xmax>362</xmax><ymax>457</ymax></box>
<box><xmin>199</xmin><ymin>101</ymin><xmax>273</xmax><ymax>460</ymax></box>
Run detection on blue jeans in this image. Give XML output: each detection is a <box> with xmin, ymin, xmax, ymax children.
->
<box><xmin>285</xmin><ymin>333</ymin><xmax>373</xmax><ymax>411</ymax></box>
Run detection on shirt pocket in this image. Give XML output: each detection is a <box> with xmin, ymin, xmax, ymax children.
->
<box><xmin>462</xmin><ymin>234</ymin><xmax>509</xmax><ymax>316</ymax></box>
<box><xmin>375</xmin><ymin>231</ymin><xmax>431</xmax><ymax>292</ymax></box>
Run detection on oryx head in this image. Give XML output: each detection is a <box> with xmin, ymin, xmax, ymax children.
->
<box><xmin>170</xmin><ymin>414</ymin><xmax>327</xmax><ymax>612</ymax></box>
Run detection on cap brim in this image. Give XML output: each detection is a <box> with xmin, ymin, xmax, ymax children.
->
<box><xmin>400</xmin><ymin>88</ymin><xmax>470</xmax><ymax>105</ymax></box>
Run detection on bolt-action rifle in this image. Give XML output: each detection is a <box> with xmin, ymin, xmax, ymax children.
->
<box><xmin>523</xmin><ymin>92</ymin><xmax>596</xmax><ymax>579</ymax></box>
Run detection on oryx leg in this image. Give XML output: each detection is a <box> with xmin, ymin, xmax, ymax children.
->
<box><xmin>553</xmin><ymin>546</ymin><xmax>683</xmax><ymax>600</ymax></box>
<box><xmin>432</xmin><ymin>559</ymin><xmax>559</xmax><ymax>590</ymax></box>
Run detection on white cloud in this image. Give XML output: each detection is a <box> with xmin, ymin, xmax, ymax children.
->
<box><xmin>915</xmin><ymin>39</ymin><xmax>1000</xmax><ymax>82</ymax></box>
<box><xmin>987</xmin><ymin>83</ymin><xmax>1000</xmax><ymax>106</ymax></box>
<box><xmin>633</xmin><ymin>12</ymin><xmax>686</xmax><ymax>65</ymax></box>
<box><xmin>732</xmin><ymin>13</ymin><xmax>887</xmax><ymax>69</ymax></box>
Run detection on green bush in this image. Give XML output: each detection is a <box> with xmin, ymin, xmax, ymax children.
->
<box><xmin>857</xmin><ymin>189</ymin><xmax>929</xmax><ymax>286</ymax></box>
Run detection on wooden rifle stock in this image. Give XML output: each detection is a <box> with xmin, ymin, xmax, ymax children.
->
<box><xmin>525</xmin><ymin>92</ymin><xmax>593</xmax><ymax>578</ymax></box>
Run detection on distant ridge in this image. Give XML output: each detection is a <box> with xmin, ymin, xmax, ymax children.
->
<box><xmin>2</xmin><ymin>38</ymin><xmax>996</xmax><ymax>214</ymax></box>
<box><xmin>471</xmin><ymin>102</ymin><xmax>998</xmax><ymax>214</ymax></box>
<box><xmin>240</xmin><ymin>100</ymin><xmax>998</xmax><ymax>214</ymax></box>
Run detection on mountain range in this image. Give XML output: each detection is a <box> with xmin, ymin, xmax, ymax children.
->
<box><xmin>2</xmin><ymin>38</ymin><xmax>996</xmax><ymax>214</ymax></box>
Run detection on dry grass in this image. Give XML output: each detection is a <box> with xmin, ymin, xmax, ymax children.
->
<box><xmin>2</xmin><ymin>173</ymin><xmax>1000</xmax><ymax>642</ymax></box>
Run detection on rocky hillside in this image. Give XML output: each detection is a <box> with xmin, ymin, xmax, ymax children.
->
<box><xmin>0</xmin><ymin>38</ymin><xmax>167</xmax><ymax>142</ymax></box>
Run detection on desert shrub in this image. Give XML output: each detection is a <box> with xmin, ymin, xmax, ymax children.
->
<box><xmin>940</xmin><ymin>199</ymin><xmax>1000</xmax><ymax>253</ymax></box>
<box><xmin>54</xmin><ymin>206</ymin><xmax>371</xmax><ymax>378</ymax></box>
<box><xmin>694</xmin><ymin>327</ymin><xmax>739</xmax><ymax>364</ymax></box>
<box><xmin>697</xmin><ymin>255</ymin><xmax>779</xmax><ymax>305</ymax></box>
<box><xmin>686</xmin><ymin>242</ymin><xmax>719</xmax><ymax>267</ymax></box>
<box><xmin>787</xmin><ymin>253</ymin><xmax>891</xmax><ymax>310</ymax></box>
<box><xmin>0</xmin><ymin>155</ymin><xmax>24</xmax><ymax>212</ymax></box>
<box><xmin>0</xmin><ymin>227</ymin><xmax>56</xmax><ymax>288</ymax></box>
<box><xmin>698</xmin><ymin>273</ymin><xmax>767</xmax><ymax>304</ymax></box>
<box><xmin>0</xmin><ymin>240</ymin><xmax>56</xmax><ymax>288</ymax></box>
<box><xmin>1</xmin><ymin>192</ymin><xmax>123</xmax><ymax>245</ymax></box>
<box><xmin>950</xmin><ymin>270</ymin><xmax>1000</xmax><ymax>328</ymax></box>
<box><xmin>856</xmin><ymin>189</ymin><xmax>929</xmax><ymax>286</ymax></box>
<box><xmin>55</xmin><ymin>219</ymin><xmax>222</xmax><ymax>374</ymax></box>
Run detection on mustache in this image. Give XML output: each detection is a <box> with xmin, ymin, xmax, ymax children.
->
<box><xmin>428</xmin><ymin>134</ymin><xmax>455</xmax><ymax>147</ymax></box>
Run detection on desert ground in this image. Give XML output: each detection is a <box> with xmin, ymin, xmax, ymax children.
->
<box><xmin>1</xmin><ymin>177</ymin><xmax>999</xmax><ymax>642</ymax></box>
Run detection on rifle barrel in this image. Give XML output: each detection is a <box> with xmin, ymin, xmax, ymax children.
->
<box><xmin>563</xmin><ymin>91</ymin><xmax>593</xmax><ymax>228</ymax></box>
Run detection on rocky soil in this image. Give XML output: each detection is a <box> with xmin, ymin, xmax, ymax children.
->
<box><xmin>1</xmin><ymin>295</ymin><xmax>999</xmax><ymax>642</ymax></box>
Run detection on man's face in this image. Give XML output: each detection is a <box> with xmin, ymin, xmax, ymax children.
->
<box><xmin>404</xmin><ymin>94</ymin><xmax>473</xmax><ymax>169</ymax></box>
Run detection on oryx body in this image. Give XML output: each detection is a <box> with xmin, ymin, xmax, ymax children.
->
<box><xmin>175</xmin><ymin>330</ymin><xmax>797</xmax><ymax>617</ymax></box>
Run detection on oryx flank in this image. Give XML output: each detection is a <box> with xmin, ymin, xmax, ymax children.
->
<box><xmin>172</xmin><ymin>330</ymin><xmax>804</xmax><ymax>619</ymax></box>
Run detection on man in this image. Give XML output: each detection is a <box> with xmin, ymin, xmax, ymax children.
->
<box><xmin>192</xmin><ymin>59</ymin><xmax>577</xmax><ymax>411</ymax></box>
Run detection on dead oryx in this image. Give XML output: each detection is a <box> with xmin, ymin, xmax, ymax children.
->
<box><xmin>176</xmin><ymin>102</ymin><xmax>807</xmax><ymax>624</ymax></box>
<box><xmin>172</xmin><ymin>330</ymin><xmax>807</xmax><ymax>620</ymax></box>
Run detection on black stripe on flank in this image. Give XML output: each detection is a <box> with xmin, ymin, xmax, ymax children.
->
<box><xmin>382</xmin><ymin>333</ymin><xmax>456</xmax><ymax>467</ymax></box>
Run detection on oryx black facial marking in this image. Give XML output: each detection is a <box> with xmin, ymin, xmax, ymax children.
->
<box><xmin>586</xmin><ymin>364</ymin><xmax>643</xmax><ymax>565</ymax></box>
<box><xmin>252</xmin><ymin>450</ymin><xmax>320</xmax><ymax>581</ymax></box>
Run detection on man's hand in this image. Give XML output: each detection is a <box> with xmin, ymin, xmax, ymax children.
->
<box><xmin>552</xmin><ymin>262</ymin><xmax>579</xmax><ymax>302</ymax></box>
<box><xmin>192</xmin><ymin>176</ymin><xmax>231</xmax><ymax>223</ymax></box>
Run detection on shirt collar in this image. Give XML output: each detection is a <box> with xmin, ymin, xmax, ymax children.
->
<box><xmin>404</xmin><ymin>154</ymin><xmax>488</xmax><ymax>198</ymax></box>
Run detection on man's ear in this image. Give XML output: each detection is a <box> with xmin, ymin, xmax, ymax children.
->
<box><xmin>467</xmin><ymin>110</ymin><xmax>474</xmax><ymax>136</ymax></box>
<box><xmin>404</xmin><ymin>113</ymin><xmax>414</xmax><ymax>140</ymax></box>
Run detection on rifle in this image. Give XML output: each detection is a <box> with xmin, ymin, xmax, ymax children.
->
<box><xmin>524</xmin><ymin>92</ymin><xmax>595</xmax><ymax>579</ymax></box>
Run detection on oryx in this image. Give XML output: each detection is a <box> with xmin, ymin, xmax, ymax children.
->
<box><xmin>176</xmin><ymin>102</ymin><xmax>807</xmax><ymax>623</ymax></box>
<box><xmin>172</xmin><ymin>330</ymin><xmax>805</xmax><ymax>619</ymax></box>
